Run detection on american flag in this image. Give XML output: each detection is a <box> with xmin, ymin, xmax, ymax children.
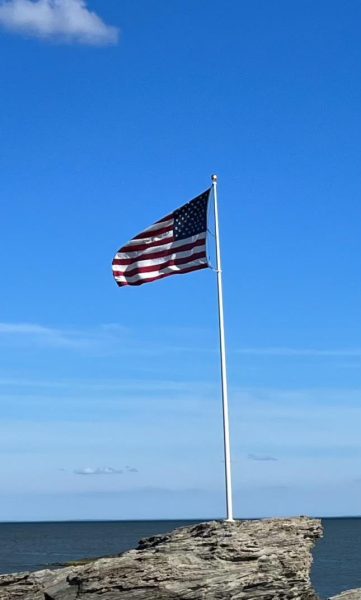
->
<box><xmin>112</xmin><ymin>189</ymin><xmax>210</xmax><ymax>287</ymax></box>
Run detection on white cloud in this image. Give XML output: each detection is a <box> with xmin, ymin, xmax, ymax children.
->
<box><xmin>0</xmin><ymin>323</ymin><xmax>52</xmax><ymax>334</ymax></box>
<box><xmin>0</xmin><ymin>321</ymin><xmax>133</xmax><ymax>350</ymax></box>
<box><xmin>73</xmin><ymin>465</ymin><xmax>139</xmax><ymax>476</ymax></box>
<box><xmin>0</xmin><ymin>321</ymin><xmax>211</xmax><ymax>355</ymax></box>
<box><xmin>74</xmin><ymin>466</ymin><xmax>123</xmax><ymax>475</ymax></box>
<box><xmin>0</xmin><ymin>321</ymin><xmax>88</xmax><ymax>348</ymax></box>
<box><xmin>0</xmin><ymin>0</ymin><xmax>119</xmax><ymax>45</ymax></box>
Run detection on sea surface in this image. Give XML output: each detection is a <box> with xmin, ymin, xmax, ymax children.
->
<box><xmin>0</xmin><ymin>518</ymin><xmax>360</xmax><ymax>599</ymax></box>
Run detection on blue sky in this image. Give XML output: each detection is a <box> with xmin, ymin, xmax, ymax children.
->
<box><xmin>0</xmin><ymin>0</ymin><xmax>360</xmax><ymax>521</ymax></box>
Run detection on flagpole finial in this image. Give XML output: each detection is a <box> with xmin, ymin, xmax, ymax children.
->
<box><xmin>211</xmin><ymin>174</ymin><xmax>218</xmax><ymax>183</ymax></box>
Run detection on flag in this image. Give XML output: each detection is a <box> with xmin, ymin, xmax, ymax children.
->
<box><xmin>112</xmin><ymin>189</ymin><xmax>210</xmax><ymax>287</ymax></box>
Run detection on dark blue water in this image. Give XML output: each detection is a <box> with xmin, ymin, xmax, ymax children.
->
<box><xmin>312</xmin><ymin>518</ymin><xmax>361</xmax><ymax>599</ymax></box>
<box><xmin>0</xmin><ymin>518</ymin><xmax>360</xmax><ymax>599</ymax></box>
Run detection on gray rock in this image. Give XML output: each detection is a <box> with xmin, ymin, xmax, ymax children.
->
<box><xmin>329</xmin><ymin>590</ymin><xmax>361</xmax><ymax>600</ymax></box>
<box><xmin>0</xmin><ymin>517</ymin><xmax>322</xmax><ymax>599</ymax></box>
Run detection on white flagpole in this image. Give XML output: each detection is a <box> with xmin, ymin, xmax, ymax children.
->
<box><xmin>211</xmin><ymin>174</ymin><xmax>234</xmax><ymax>522</ymax></box>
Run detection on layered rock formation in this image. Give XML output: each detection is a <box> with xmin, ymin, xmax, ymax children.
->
<box><xmin>330</xmin><ymin>591</ymin><xmax>361</xmax><ymax>600</ymax></box>
<box><xmin>0</xmin><ymin>516</ymin><xmax>322</xmax><ymax>599</ymax></box>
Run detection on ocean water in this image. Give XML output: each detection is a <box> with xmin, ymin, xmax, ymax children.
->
<box><xmin>0</xmin><ymin>518</ymin><xmax>360</xmax><ymax>599</ymax></box>
<box><xmin>312</xmin><ymin>518</ymin><xmax>361</xmax><ymax>599</ymax></box>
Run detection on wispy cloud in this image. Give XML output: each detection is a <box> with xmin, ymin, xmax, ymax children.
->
<box><xmin>74</xmin><ymin>466</ymin><xmax>124</xmax><ymax>476</ymax></box>
<box><xmin>8</xmin><ymin>330</ymin><xmax>353</xmax><ymax>361</ymax></box>
<box><xmin>237</xmin><ymin>347</ymin><xmax>361</xmax><ymax>358</ymax></box>
<box><xmin>73</xmin><ymin>465</ymin><xmax>139</xmax><ymax>475</ymax></box>
<box><xmin>247</xmin><ymin>453</ymin><xmax>278</xmax><ymax>462</ymax></box>
<box><xmin>0</xmin><ymin>323</ymin><xmax>55</xmax><ymax>335</ymax></box>
<box><xmin>0</xmin><ymin>321</ymin><xmax>212</xmax><ymax>356</ymax></box>
<box><xmin>0</xmin><ymin>375</ymin><xmax>214</xmax><ymax>397</ymax></box>
<box><xmin>0</xmin><ymin>0</ymin><xmax>119</xmax><ymax>45</ymax></box>
<box><xmin>0</xmin><ymin>322</ymin><xmax>91</xmax><ymax>348</ymax></box>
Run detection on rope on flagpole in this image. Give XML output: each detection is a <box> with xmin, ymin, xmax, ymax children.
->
<box><xmin>211</xmin><ymin>174</ymin><xmax>234</xmax><ymax>522</ymax></box>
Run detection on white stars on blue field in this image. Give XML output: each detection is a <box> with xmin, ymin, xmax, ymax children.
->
<box><xmin>174</xmin><ymin>190</ymin><xmax>210</xmax><ymax>240</ymax></box>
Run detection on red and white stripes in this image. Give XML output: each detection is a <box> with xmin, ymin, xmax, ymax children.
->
<box><xmin>112</xmin><ymin>215</ymin><xmax>208</xmax><ymax>287</ymax></box>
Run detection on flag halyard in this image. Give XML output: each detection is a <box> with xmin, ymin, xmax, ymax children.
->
<box><xmin>112</xmin><ymin>189</ymin><xmax>211</xmax><ymax>287</ymax></box>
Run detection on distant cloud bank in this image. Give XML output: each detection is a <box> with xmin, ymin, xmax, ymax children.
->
<box><xmin>0</xmin><ymin>0</ymin><xmax>119</xmax><ymax>45</ymax></box>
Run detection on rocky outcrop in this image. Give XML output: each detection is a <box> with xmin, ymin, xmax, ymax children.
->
<box><xmin>0</xmin><ymin>517</ymin><xmax>322</xmax><ymax>599</ymax></box>
<box><xmin>329</xmin><ymin>591</ymin><xmax>361</xmax><ymax>600</ymax></box>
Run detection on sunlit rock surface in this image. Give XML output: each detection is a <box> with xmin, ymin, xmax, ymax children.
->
<box><xmin>0</xmin><ymin>516</ymin><xmax>322</xmax><ymax>599</ymax></box>
<box><xmin>329</xmin><ymin>591</ymin><xmax>361</xmax><ymax>600</ymax></box>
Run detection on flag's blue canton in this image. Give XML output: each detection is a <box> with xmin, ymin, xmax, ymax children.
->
<box><xmin>173</xmin><ymin>190</ymin><xmax>210</xmax><ymax>241</ymax></box>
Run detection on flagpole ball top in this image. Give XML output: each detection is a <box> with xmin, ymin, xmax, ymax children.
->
<box><xmin>211</xmin><ymin>174</ymin><xmax>218</xmax><ymax>182</ymax></box>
